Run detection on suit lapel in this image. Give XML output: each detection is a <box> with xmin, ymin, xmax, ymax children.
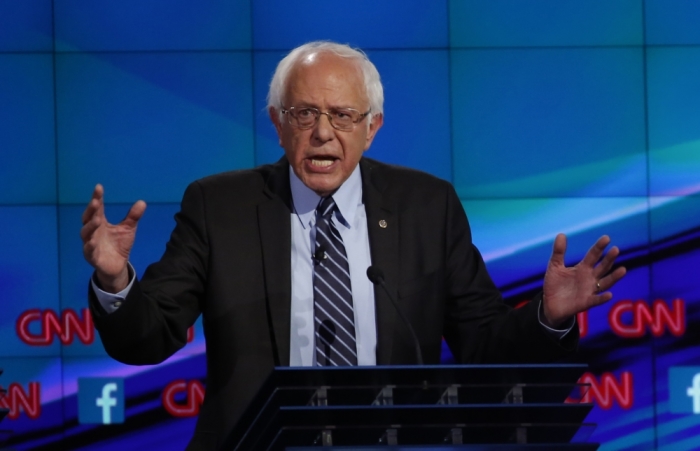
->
<box><xmin>361</xmin><ymin>158</ymin><xmax>400</xmax><ymax>365</ymax></box>
<box><xmin>258</xmin><ymin>159</ymin><xmax>292</xmax><ymax>367</ymax></box>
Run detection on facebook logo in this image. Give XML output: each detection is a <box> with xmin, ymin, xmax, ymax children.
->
<box><xmin>669</xmin><ymin>367</ymin><xmax>700</xmax><ymax>414</ymax></box>
<box><xmin>78</xmin><ymin>378</ymin><xmax>125</xmax><ymax>424</ymax></box>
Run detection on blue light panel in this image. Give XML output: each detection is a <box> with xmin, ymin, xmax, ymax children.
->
<box><xmin>55</xmin><ymin>52</ymin><xmax>254</xmax><ymax>204</ymax></box>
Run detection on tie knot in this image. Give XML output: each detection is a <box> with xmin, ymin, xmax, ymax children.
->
<box><xmin>317</xmin><ymin>196</ymin><xmax>337</xmax><ymax>219</ymax></box>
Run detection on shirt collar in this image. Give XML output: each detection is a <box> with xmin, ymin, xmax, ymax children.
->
<box><xmin>289</xmin><ymin>163</ymin><xmax>363</xmax><ymax>230</ymax></box>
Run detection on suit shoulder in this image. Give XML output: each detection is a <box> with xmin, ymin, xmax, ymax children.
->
<box><xmin>190</xmin><ymin>165</ymin><xmax>273</xmax><ymax>191</ymax></box>
<box><xmin>362</xmin><ymin>157</ymin><xmax>454</xmax><ymax>196</ymax></box>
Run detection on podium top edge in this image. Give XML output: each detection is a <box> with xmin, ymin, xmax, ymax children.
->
<box><xmin>272</xmin><ymin>364</ymin><xmax>588</xmax><ymax>371</ymax></box>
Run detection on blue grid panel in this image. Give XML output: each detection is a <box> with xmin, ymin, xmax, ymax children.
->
<box><xmin>364</xmin><ymin>50</ymin><xmax>451</xmax><ymax>181</ymax></box>
<box><xmin>252</xmin><ymin>0</ymin><xmax>447</xmax><ymax>50</ymax></box>
<box><xmin>0</xmin><ymin>0</ymin><xmax>53</xmax><ymax>51</ymax></box>
<box><xmin>54</xmin><ymin>0</ymin><xmax>251</xmax><ymax>51</ymax></box>
<box><xmin>253</xmin><ymin>50</ymin><xmax>452</xmax><ymax>181</ymax></box>
<box><xmin>646</xmin><ymin>0</ymin><xmax>700</xmax><ymax>45</ymax></box>
<box><xmin>647</xmin><ymin>47</ymin><xmax>700</xmax><ymax>197</ymax></box>
<box><xmin>0</xmin><ymin>54</ymin><xmax>56</xmax><ymax>204</ymax></box>
<box><xmin>449</xmin><ymin>0</ymin><xmax>643</xmax><ymax>47</ymax></box>
<box><xmin>0</xmin><ymin>207</ymin><xmax>60</xmax><ymax>357</ymax></box>
<box><xmin>56</xmin><ymin>52</ymin><xmax>254</xmax><ymax>204</ymax></box>
<box><xmin>649</xmin><ymin>196</ymin><xmax>700</xmax><ymax>244</ymax></box>
<box><xmin>463</xmin><ymin>197</ymin><xmax>649</xmax><ymax>290</ymax></box>
<box><xmin>58</xmin><ymin>204</ymin><xmax>206</xmax><ymax>357</ymax></box>
<box><xmin>451</xmin><ymin>48</ymin><xmax>646</xmax><ymax>198</ymax></box>
<box><xmin>0</xmin><ymin>357</ymin><xmax>65</xmax><ymax>449</ymax></box>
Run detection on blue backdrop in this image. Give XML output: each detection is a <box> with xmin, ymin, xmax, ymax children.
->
<box><xmin>1</xmin><ymin>1</ymin><xmax>699</xmax><ymax>449</ymax></box>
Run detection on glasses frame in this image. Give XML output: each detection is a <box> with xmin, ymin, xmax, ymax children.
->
<box><xmin>281</xmin><ymin>106</ymin><xmax>371</xmax><ymax>131</ymax></box>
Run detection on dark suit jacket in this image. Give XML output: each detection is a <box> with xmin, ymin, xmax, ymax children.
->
<box><xmin>89</xmin><ymin>157</ymin><xmax>576</xmax><ymax>450</ymax></box>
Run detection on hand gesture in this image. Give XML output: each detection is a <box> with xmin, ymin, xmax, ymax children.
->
<box><xmin>542</xmin><ymin>234</ymin><xmax>627</xmax><ymax>328</ymax></box>
<box><xmin>81</xmin><ymin>184</ymin><xmax>146</xmax><ymax>293</ymax></box>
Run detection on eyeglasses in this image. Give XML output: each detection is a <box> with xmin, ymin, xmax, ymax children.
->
<box><xmin>281</xmin><ymin>106</ymin><xmax>371</xmax><ymax>131</ymax></box>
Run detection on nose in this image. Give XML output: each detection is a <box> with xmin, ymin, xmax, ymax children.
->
<box><xmin>312</xmin><ymin>112</ymin><xmax>335</xmax><ymax>143</ymax></box>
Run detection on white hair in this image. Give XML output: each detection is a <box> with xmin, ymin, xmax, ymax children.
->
<box><xmin>267</xmin><ymin>41</ymin><xmax>384</xmax><ymax>118</ymax></box>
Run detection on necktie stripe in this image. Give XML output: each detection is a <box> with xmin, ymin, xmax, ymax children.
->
<box><xmin>314</xmin><ymin>242</ymin><xmax>352</xmax><ymax>279</ymax></box>
<box><xmin>315</xmin><ymin>329</ymin><xmax>357</xmax><ymax>357</ymax></box>
<box><xmin>323</xmin><ymin>254</ymin><xmax>352</xmax><ymax>278</ymax></box>
<box><xmin>314</xmin><ymin>282</ymin><xmax>354</xmax><ymax>321</ymax></box>
<box><xmin>313</xmin><ymin>196</ymin><xmax>357</xmax><ymax>366</ymax></box>
<box><xmin>316</xmin><ymin>264</ymin><xmax>353</xmax><ymax>296</ymax></box>
<box><xmin>314</xmin><ymin>306</ymin><xmax>356</xmax><ymax>341</ymax></box>
<box><xmin>316</xmin><ymin>229</ymin><xmax>349</xmax><ymax>263</ymax></box>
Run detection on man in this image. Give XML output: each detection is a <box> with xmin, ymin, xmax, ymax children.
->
<box><xmin>81</xmin><ymin>41</ymin><xmax>626</xmax><ymax>449</ymax></box>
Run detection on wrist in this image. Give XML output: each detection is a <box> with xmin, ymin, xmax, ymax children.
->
<box><xmin>95</xmin><ymin>267</ymin><xmax>130</xmax><ymax>293</ymax></box>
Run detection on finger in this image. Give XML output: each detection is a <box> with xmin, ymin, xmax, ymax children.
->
<box><xmin>594</xmin><ymin>245</ymin><xmax>620</xmax><ymax>277</ymax></box>
<box><xmin>588</xmin><ymin>292</ymin><xmax>614</xmax><ymax>309</ymax></box>
<box><xmin>80</xmin><ymin>216</ymin><xmax>101</xmax><ymax>242</ymax></box>
<box><xmin>121</xmin><ymin>200</ymin><xmax>147</xmax><ymax>228</ymax></box>
<box><xmin>549</xmin><ymin>233</ymin><xmax>567</xmax><ymax>267</ymax></box>
<box><xmin>582</xmin><ymin>235</ymin><xmax>611</xmax><ymax>267</ymax></box>
<box><xmin>597</xmin><ymin>266</ymin><xmax>627</xmax><ymax>291</ymax></box>
<box><xmin>82</xmin><ymin>184</ymin><xmax>105</xmax><ymax>225</ymax></box>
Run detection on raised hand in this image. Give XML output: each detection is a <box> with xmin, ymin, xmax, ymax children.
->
<box><xmin>81</xmin><ymin>184</ymin><xmax>146</xmax><ymax>293</ymax></box>
<box><xmin>542</xmin><ymin>234</ymin><xmax>627</xmax><ymax>328</ymax></box>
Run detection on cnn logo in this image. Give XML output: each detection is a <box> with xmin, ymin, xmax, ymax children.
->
<box><xmin>16</xmin><ymin>308</ymin><xmax>94</xmax><ymax>346</ymax></box>
<box><xmin>567</xmin><ymin>372</ymin><xmax>634</xmax><ymax>410</ymax></box>
<box><xmin>16</xmin><ymin>308</ymin><xmax>196</xmax><ymax>346</ymax></box>
<box><xmin>162</xmin><ymin>380</ymin><xmax>205</xmax><ymax>417</ymax></box>
<box><xmin>0</xmin><ymin>382</ymin><xmax>41</xmax><ymax>420</ymax></box>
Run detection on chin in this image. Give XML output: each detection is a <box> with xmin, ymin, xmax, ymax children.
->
<box><xmin>303</xmin><ymin>177</ymin><xmax>340</xmax><ymax>196</ymax></box>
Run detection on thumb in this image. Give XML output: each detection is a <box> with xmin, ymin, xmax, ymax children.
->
<box><xmin>549</xmin><ymin>233</ymin><xmax>567</xmax><ymax>267</ymax></box>
<box><xmin>121</xmin><ymin>200</ymin><xmax>147</xmax><ymax>228</ymax></box>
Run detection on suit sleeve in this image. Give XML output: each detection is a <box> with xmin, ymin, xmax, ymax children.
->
<box><xmin>88</xmin><ymin>181</ymin><xmax>208</xmax><ymax>365</ymax></box>
<box><xmin>441</xmin><ymin>184</ymin><xmax>577</xmax><ymax>364</ymax></box>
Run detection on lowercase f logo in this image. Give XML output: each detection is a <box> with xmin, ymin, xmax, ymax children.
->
<box><xmin>688</xmin><ymin>374</ymin><xmax>700</xmax><ymax>414</ymax></box>
<box><xmin>669</xmin><ymin>367</ymin><xmax>700</xmax><ymax>414</ymax></box>
<box><xmin>78</xmin><ymin>378</ymin><xmax>125</xmax><ymax>424</ymax></box>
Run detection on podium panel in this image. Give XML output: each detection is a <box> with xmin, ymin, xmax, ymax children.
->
<box><xmin>223</xmin><ymin>365</ymin><xmax>597</xmax><ymax>451</ymax></box>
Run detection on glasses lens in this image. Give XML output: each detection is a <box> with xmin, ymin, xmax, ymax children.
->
<box><xmin>292</xmin><ymin>108</ymin><xmax>318</xmax><ymax>128</ymax></box>
<box><xmin>330</xmin><ymin>109</ymin><xmax>356</xmax><ymax>130</ymax></box>
<box><xmin>287</xmin><ymin>107</ymin><xmax>364</xmax><ymax>130</ymax></box>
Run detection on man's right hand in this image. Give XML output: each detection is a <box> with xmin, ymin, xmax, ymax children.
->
<box><xmin>81</xmin><ymin>184</ymin><xmax>146</xmax><ymax>293</ymax></box>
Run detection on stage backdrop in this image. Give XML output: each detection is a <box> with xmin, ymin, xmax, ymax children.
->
<box><xmin>1</xmin><ymin>1</ymin><xmax>699</xmax><ymax>450</ymax></box>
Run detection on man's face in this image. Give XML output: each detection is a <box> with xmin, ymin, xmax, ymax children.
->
<box><xmin>270</xmin><ymin>53</ymin><xmax>383</xmax><ymax>197</ymax></box>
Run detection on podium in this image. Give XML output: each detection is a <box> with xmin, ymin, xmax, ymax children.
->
<box><xmin>222</xmin><ymin>364</ymin><xmax>597</xmax><ymax>450</ymax></box>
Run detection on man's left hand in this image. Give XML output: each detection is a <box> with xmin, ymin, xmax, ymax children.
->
<box><xmin>542</xmin><ymin>234</ymin><xmax>627</xmax><ymax>328</ymax></box>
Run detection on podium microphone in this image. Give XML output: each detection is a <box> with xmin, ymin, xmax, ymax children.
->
<box><xmin>366</xmin><ymin>266</ymin><xmax>423</xmax><ymax>365</ymax></box>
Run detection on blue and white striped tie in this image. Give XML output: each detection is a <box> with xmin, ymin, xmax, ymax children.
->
<box><xmin>313</xmin><ymin>196</ymin><xmax>357</xmax><ymax>366</ymax></box>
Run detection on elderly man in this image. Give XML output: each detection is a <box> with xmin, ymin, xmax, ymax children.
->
<box><xmin>81</xmin><ymin>41</ymin><xmax>625</xmax><ymax>449</ymax></box>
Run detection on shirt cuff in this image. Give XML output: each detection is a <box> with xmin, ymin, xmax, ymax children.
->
<box><xmin>91</xmin><ymin>263</ymin><xmax>136</xmax><ymax>313</ymax></box>
<box><xmin>537</xmin><ymin>298</ymin><xmax>575</xmax><ymax>339</ymax></box>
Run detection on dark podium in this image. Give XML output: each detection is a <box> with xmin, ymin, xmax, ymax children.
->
<box><xmin>222</xmin><ymin>364</ymin><xmax>597</xmax><ymax>450</ymax></box>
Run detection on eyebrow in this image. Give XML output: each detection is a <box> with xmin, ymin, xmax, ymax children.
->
<box><xmin>293</xmin><ymin>104</ymin><xmax>358</xmax><ymax>110</ymax></box>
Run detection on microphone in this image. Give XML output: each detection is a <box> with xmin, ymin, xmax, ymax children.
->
<box><xmin>313</xmin><ymin>245</ymin><xmax>326</xmax><ymax>264</ymax></box>
<box><xmin>366</xmin><ymin>266</ymin><xmax>423</xmax><ymax>365</ymax></box>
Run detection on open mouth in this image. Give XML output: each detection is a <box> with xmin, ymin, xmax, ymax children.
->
<box><xmin>307</xmin><ymin>157</ymin><xmax>338</xmax><ymax>170</ymax></box>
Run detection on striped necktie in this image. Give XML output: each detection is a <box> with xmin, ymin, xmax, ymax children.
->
<box><xmin>313</xmin><ymin>196</ymin><xmax>357</xmax><ymax>366</ymax></box>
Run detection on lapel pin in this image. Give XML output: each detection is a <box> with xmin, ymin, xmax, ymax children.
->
<box><xmin>379</xmin><ymin>219</ymin><xmax>387</xmax><ymax>228</ymax></box>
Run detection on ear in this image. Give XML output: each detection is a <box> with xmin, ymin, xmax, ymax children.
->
<box><xmin>363</xmin><ymin>113</ymin><xmax>384</xmax><ymax>151</ymax></box>
<box><xmin>268</xmin><ymin>107</ymin><xmax>284</xmax><ymax>147</ymax></box>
